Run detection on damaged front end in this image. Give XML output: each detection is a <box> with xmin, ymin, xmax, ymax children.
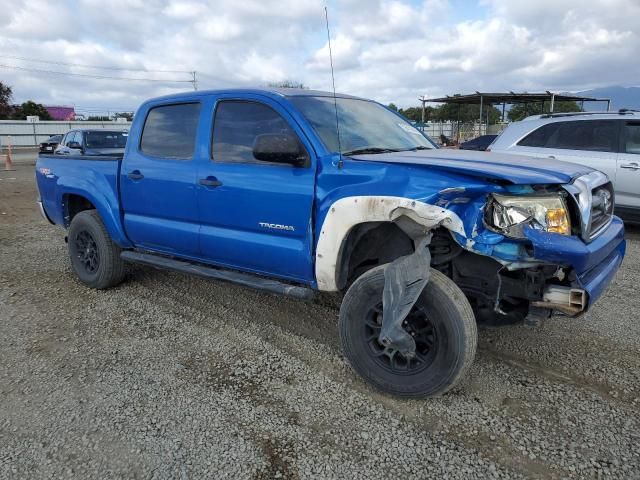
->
<box><xmin>432</xmin><ymin>174</ymin><xmax>624</xmax><ymax>326</ymax></box>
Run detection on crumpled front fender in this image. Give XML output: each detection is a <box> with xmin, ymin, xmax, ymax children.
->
<box><xmin>315</xmin><ymin>196</ymin><xmax>465</xmax><ymax>291</ymax></box>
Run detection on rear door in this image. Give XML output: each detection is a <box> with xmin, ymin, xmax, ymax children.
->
<box><xmin>616</xmin><ymin>121</ymin><xmax>640</xmax><ymax>212</ymax></box>
<box><xmin>196</xmin><ymin>95</ymin><xmax>317</xmax><ymax>283</ymax></box>
<box><xmin>513</xmin><ymin>120</ymin><xmax>619</xmax><ymax>181</ymax></box>
<box><xmin>120</xmin><ymin>101</ymin><xmax>203</xmax><ymax>256</ymax></box>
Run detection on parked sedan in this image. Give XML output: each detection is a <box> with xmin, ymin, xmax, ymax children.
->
<box><xmin>54</xmin><ymin>129</ymin><xmax>128</xmax><ymax>156</ymax></box>
<box><xmin>38</xmin><ymin>135</ymin><xmax>62</xmax><ymax>154</ymax></box>
<box><xmin>459</xmin><ymin>134</ymin><xmax>498</xmax><ymax>151</ymax></box>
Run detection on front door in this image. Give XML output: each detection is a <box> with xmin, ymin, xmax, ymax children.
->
<box><xmin>120</xmin><ymin>101</ymin><xmax>203</xmax><ymax>256</ymax></box>
<box><xmin>616</xmin><ymin>120</ymin><xmax>640</xmax><ymax>216</ymax></box>
<box><xmin>196</xmin><ymin>96</ymin><xmax>316</xmax><ymax>283</ymax></box>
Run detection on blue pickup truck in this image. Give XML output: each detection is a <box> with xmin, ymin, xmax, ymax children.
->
<box><xmin>35</xmin><ymin>88</ymin><xmax>626</xmax><ymax>398</ymax></box>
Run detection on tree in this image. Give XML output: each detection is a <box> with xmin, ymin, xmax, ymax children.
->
<box><xmin>393</xmin><ymin>103</ymin><xmax>501</xmax><ymax>124</ymax></box>
<box><xmin>507</xmin><ymin>101</ymin><xmax>581</xmax><ymax>122</ymax></box>
<box><xmin>397</xmin><ymin>106</ymin><xmax>430</xmax><ymax>122</ymax></box>
<box><xmin>12</xmin><ymin>100</ymin><xmax>52</xmax><ymax>120</ymax></box>
<box><xmin>429</xmin><ymin>103</ymin><xmax>501</xmax><ymax>124</ymax></box>
<box><xmin>0</xmin><ymin>81</ymin><xmax>13</xmax><ymax>119</ymax></box>
<box><xmin>267</xmin><ymin>80</ymin><xmax>308</xmax><ymax>89</ymax></box>
<box><xmin>387</xmin><ymin>103</ymin><xmax>399</xmax><ymax>112</ymax></box>
<box><xmin>113</xmin><ymin>112</ymin><xmax>134</xmax><ymax>121</ymax></box>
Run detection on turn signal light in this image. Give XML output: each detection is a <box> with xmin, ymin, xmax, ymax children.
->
<box><xmin>546</xmin><ymin>208</ymin><xmax>571</xmax><ymax>235</ymax></box>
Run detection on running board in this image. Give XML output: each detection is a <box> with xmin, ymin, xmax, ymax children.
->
<box><xmin>120</xmin><ymin>251</ymin><xmax>314</xmax><ymax>301</ymax></box>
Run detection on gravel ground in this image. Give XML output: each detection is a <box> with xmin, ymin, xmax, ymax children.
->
<box><xmin>1</xmin><ymin>163</ymin><xmax>639</xmax><ymax>479</ymax></box>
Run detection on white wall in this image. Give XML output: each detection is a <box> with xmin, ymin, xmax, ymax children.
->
<box><xmin>0</xmin><ymin>120</ymin><xmax>132</xmax><ymax>147</ymax></box>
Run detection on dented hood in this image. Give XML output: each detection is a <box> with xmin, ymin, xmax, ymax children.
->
<box><xmin>351</xmin><ymin>149</ymin><xmax>593</xmax><ymax>185</ymax></box>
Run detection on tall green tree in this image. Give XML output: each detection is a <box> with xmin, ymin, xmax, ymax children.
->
<box><xmin>507</xmin><ymin>101</ymin><xmax>581</xmax><ymax>121</ymax></box>
<box><xmin>0</xmin><ymin>81</ymin><xmax>13</xmax><ymax>119</ymax></box>
<box><xmin>12</xmin><ymin>100</ymin><xmax>52</xmax><ymax>120</ymax></box>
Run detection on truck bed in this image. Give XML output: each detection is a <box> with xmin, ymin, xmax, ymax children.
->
<box><xmin>36</xmin><ymin>154</ymin><xmax>129</xmax><ymax>246</ymax></box>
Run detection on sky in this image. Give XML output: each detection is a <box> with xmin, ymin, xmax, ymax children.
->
<box><xmin>0</xmin><ymin>0</ymin><xmax>639</xmax><ymax>115</ymax></box>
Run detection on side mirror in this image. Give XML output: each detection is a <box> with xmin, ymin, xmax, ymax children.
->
<box><xmin>68</xmin><ymin>141</ymin><xmax>82</xmax><ymax>149</ymax></box>
<box><xmin>252</xmin><ymin>134</ymin><xmax>306</xmax><ymax>166</ymax></box>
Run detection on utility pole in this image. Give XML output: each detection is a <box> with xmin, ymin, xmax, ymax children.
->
<box><xmin>478</xmin><ymin>94</ymin><xmax>483</xmax><ymax>136</ymax></box>
<box><xmin>419</xmin><ymin>95</ymin><xmax>426</xmax><ymax>132</ymax></box>
<box><xmin>191</xmin><ymin>71</ymin><xmax>198</xmax><ymax>91</ymax></box>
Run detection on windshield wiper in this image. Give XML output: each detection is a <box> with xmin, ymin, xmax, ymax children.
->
<box><xmin>403</xmin><ymin>146</ymin><xmax>432</xmax><ymax>151</ymax></box>
<box><xmin>342</xmin><ymin>147</ymin><xmax>401</xmax><ymax>156</ymax></box>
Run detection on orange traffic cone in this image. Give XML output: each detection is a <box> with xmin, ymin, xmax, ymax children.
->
<box><xmin>4</xmin><ymin>141</ymin><xmax>15</xmax><ymax>171</ymax></box>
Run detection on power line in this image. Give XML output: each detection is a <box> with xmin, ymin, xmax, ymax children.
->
<box><xmin>0</xmin><ymin>63</ymin><xmax>194</xmax><ymax>83</ymax></box>
<box><xmin>0</xmin><ymin>54</ymin><xmax>191</xmax><ymax>74</ymax></box>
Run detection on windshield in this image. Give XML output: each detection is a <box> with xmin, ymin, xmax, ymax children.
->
<box><xmin>85</xmin><ymin>131</ymin><xmax>128</xmax><ymax>149</ymax></box>
<box><xmin>290</xmin><ymin>96</ymin><xmax>435</xmax><ymax>155</ymax></box>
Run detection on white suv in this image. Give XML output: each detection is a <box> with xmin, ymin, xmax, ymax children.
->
<box><xmin>489</xmin><ymin>111</ymin><xmax>640</xmax><ymax>222</ymax></box>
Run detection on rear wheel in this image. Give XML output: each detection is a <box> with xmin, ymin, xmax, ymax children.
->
<box><xmin>68</xmin><ymin>210</ymin><xmax>125</xmax><ymax>289</ymax></box>
<box><xmin>339</xmin><ymin>265</ymin><xmax>477</xmax><ymax>397</ymax></box>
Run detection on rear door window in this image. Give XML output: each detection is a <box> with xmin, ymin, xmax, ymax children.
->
<box><xmin>623</xmin><ymin>122</ymin><xmax>640</xmax><ymax>154</ymax></box>
<box><xmin>519</xmin><ymin>120</ymin><xmax>617</xmax><ymax>152</ymax></box>
<box><xmin>550</xmin><ymin>120</ymin><xmax>617</xmax><ymax>152</ymax></box>
<box><xmin>140</xmin><ymin>103</ymin><xmax>201</xmax><ymax>159</ymax></box>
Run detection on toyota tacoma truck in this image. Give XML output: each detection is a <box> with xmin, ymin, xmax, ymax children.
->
<box><xmin>35</xmin><ymin>88</ymin><xmax>626</xmax><ymax>398</ymax></box>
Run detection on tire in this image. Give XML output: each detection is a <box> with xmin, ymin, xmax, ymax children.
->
<box><xmin>339</xmin><ymin>265</ymin><xmax>477</xmax><ymax>398</ymax></box>
<box><xmin>67</xmin><ymin>210</ymin><xmax>126</xmax><ymax>289</ymax></box>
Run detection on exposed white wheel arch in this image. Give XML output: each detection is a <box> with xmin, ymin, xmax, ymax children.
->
<box><xmin>315</xmin><ymin>196</ymin><xmax>466</xmax><ymax>291</ymax></box>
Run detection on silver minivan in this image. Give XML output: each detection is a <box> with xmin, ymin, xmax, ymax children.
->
<box><xmin>489</xmin><ymin>111</ymin><xmax>640</xmax><ymax>222</ymax></box>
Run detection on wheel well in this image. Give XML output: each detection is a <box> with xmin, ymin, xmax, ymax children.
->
<box><xmin>336</xmin><ymin>222</ymin><xmax>414</xmax><ymax>291</ymax></box>
<box><xmin>63</xmin><ymin>194</ymin><xmax>95</xmax><ymax>226</ymax></box>
<box><xmin>336</xmin><ymin>222</ymin><xmax>466</xmax><ymax>291</ymax></box>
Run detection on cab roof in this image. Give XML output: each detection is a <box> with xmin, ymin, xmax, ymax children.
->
<box><xmin>143</xmin><ymin>87</ymin><xmax>368</xmax><ymax>105</ymax></box>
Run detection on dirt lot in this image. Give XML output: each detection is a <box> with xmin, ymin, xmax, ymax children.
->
<box><xmin>1</xmin><ymin>163</ymin><xmax>639</xmax><ymax>479</ymax></box>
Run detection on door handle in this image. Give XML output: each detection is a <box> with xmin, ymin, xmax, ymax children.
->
<box><xmin>127</xmin><ymin>170</ymin><xmax>144</xmax><ymax>180</ymax></box>
<box><xmin>199</xmin><ymin>177</ymin><xmax>223</xmax><ymax>187</ymax></box>
<box><xmin>620</xmin><ymin>162</ymin><xmax>640</xmax><ymax>170</ymax></box>
<box><xmin>547</xmin><ymin>155</ymin><xmax>556</xmax><ymax>159</ymax></box>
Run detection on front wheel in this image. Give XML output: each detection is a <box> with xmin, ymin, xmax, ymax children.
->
<box><xmin>68</xmin><ymin>210</ymin><xmax>126</xmax><ymax>289</ymax></box>
<box><xmin>339</xmin><ymin>265</ymin><xmax>477</xmax><ymax>398</ymax></box>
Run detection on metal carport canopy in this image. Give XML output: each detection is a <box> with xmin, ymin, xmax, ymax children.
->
<box><xmin>422</xmin><ymin>92</ymin><xmax>603</xmax><ymax>105</ymax></box>
<box><xmin>419</xmin><ymin>91</ymin><xmax>611</xmax><ymax>126</ymax></box>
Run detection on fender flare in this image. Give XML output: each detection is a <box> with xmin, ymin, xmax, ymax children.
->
<box><xmin>57</xmin><ymin>180</ymin><xmax>132</xmax><ymax>248</ymax></box>
<box><xmin>314</xmin><ymin>196</ymin><xmax>466</xmax><ymax>291</ymax></box>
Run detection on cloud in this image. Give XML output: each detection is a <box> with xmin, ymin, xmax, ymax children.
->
<box><xmin>0</xmin><ymin>0</ymin><xmax>638</xmax><ymax>111</ymax></box>
<box><xmin>307</xmin><ymin>34</ymin><xmax>361</xmax><ymax>71</ymax></box>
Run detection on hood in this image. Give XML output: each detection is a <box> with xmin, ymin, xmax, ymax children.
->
<box><xmin>351</xmin><ymin>149</ymin><xmax>593</xmax><ymax>185</ymax></box>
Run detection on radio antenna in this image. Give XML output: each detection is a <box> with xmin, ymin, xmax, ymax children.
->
<box><xmin>324</xmin><ymin>6</ymin><xmax>343</xmax><ymax>168</ymax></box>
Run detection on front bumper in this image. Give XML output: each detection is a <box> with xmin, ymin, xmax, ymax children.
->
<box><xmin>37</xmin><ymin>199</ymin><xmax>55</xmax><ymax>225</ymax></box>
<box><xmin>525</xmin><ymin>216</ymin><xmax>626</xmax><ymax>309</ymax></box>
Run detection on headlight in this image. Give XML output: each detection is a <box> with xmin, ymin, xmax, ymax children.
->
<box><xmin>487</xmin><ymin>194</ymin><xmax>571</xmax><ymax>237</ymax></box>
